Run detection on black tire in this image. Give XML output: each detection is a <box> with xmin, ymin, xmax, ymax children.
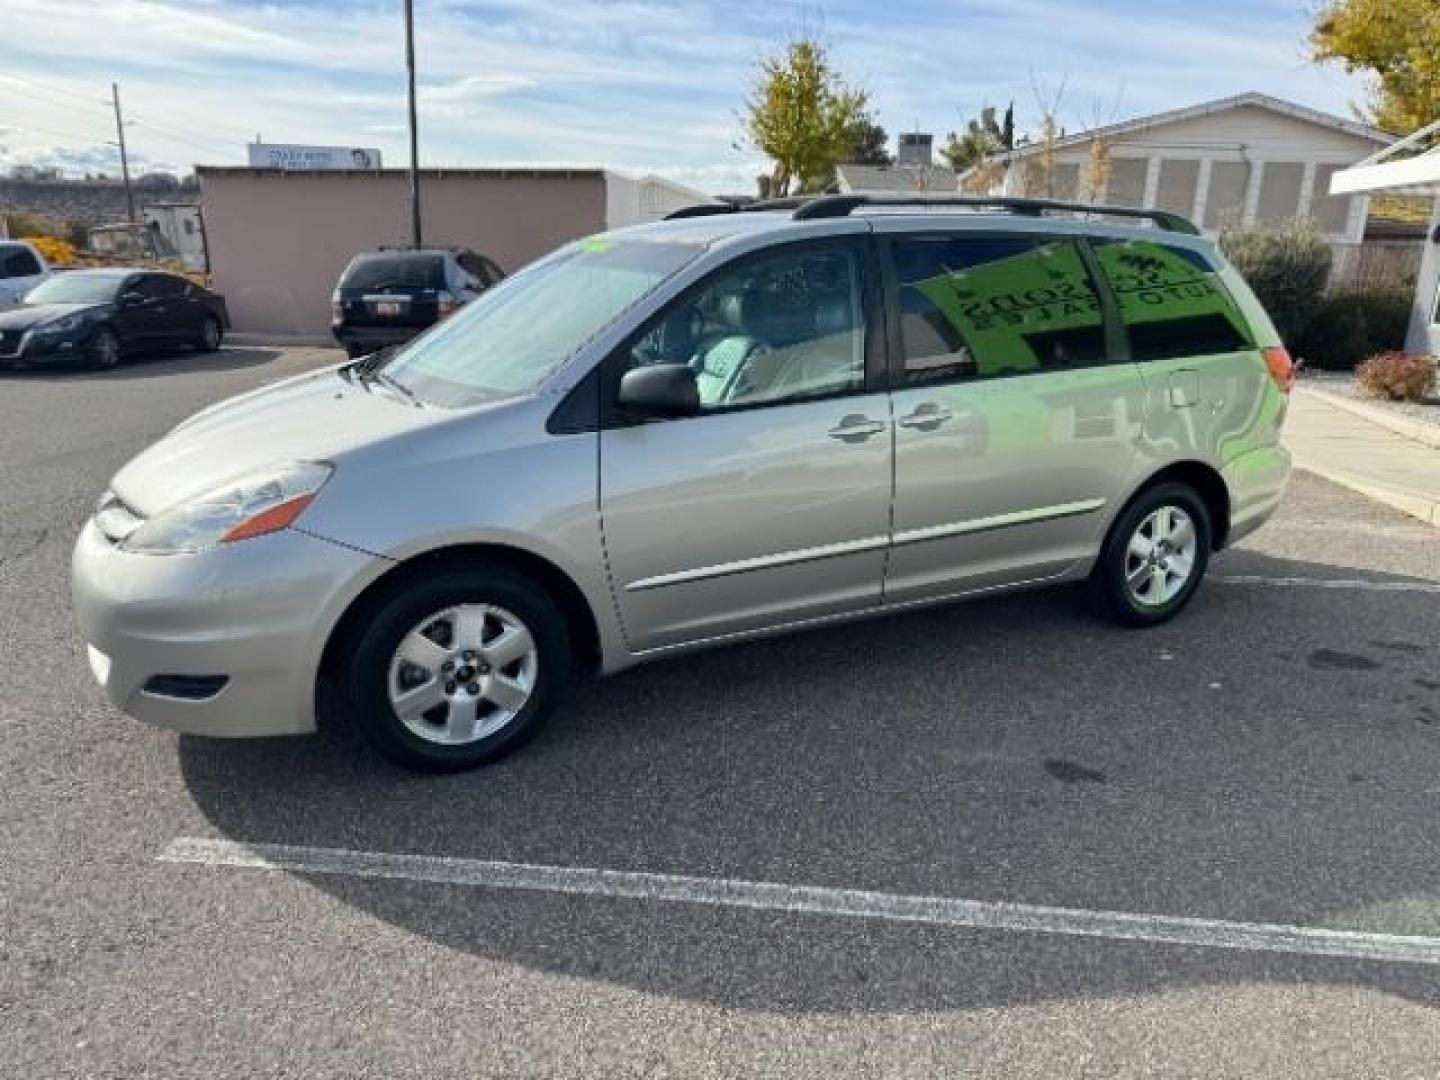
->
<box><xmin>344</xmin><ymin>565</ymin><xmax>571</xmax><ymax>772</ymax></box>
<box><xmin>344</xmin><ymin>343</ymin><xmax>368</xmax><ymax>360</ymax></box>
<box><xmin>1090</xmin><ymin>481</ymin><xmax>1212</xmax><ymax>627</ymax></box>
<box><xmin>89</xmin><ymin>326</ymin><xmax>120</xmax><ymax>370</ymax></box>
<box><xmin>196</xmin><ymin>315</ymin><xmax>223</xmax><ymax>352</ymax></box>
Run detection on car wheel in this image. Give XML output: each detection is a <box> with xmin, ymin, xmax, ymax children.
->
<box><xmin>197</xmin><ymin>316</ymin><xmax>223</xmax><ymax>353</ymax></box>
<box><xmin>1091</xmin><ymin>481</ymin><xmax>1211</xmax><ymax>627</ymax></box>
<box><xmin>344</xmin><ymin>343</ymin><xmax>368</xmax><ymax>360</ymax></box>
<box><xmin>89</xmin><ymin>327</ymin><xmax>120</xmax><ymax>370</ymax></box>
<box><xmin>344</xmin><ymin>565</ymin><xmax>571</xmax><ymax>772</ymax></box>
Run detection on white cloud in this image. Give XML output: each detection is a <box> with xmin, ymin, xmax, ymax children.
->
<box><xmin>420</xmin><ymin>75</ymin><xmax>537</xmax><ymax>108</ymax></box>
<box><xmin>0</xmin><ymin>0</ymin><xmax>1374</xmax><ymax>193</ymax></box>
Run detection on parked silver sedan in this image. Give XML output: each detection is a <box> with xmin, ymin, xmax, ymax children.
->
<box><xmin>73</xmin><ymin>195</ymin><xmax>1293</xmax><ymax>771</ymax></box>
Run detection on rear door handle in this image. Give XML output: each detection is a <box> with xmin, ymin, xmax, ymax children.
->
<box><xmin>897</xmin><ymin>403</ymin><xmax>954</xmax><ymax>431</ymax></box>
<box><xmin>827</xmin><ymin>414</ymin><xmax>887</xmax><ymax>443</ymax></box>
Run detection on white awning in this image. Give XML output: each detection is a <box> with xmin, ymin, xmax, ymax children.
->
<box><xmin>1331</xmin><ymin>118</ymin><xmax>1440</xmax><ymax>197</ymax></box>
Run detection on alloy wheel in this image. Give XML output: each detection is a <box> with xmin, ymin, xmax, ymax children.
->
<box><xmin>386</xmin><ymin>604</ymin><xmax>539</xmax><ymax>745</ymax></box>
<box><xmin>1123</xmin><ymin>505</ymin><xmax>1197</xmax><ymax>608</ymax></box>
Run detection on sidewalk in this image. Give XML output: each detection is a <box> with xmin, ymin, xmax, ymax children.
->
<box><xmin>1286</xmin><ymin>387</ymin><xmax>1440</xmax><ymax>527</ymax></box>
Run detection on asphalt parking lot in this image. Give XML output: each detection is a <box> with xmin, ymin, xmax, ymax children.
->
<box><xmin>3</xmin><ymin>347</ymin><xmax>1440</xmax><ymax>1078</ymax></box>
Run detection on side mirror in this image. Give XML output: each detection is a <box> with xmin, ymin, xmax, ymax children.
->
<box><xmin>120</xmin><ymin>291</ymin><xmax>145</xmax><ymax>307</ymax></box>
<box><xmin>617</xmin><ymin>363</ymin><xmax>700</xmax><ymax>419</ymax></box>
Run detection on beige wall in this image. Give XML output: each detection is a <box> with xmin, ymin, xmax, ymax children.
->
<box><xmin>200</xmin><ymin>168</ymin><xmax>608</xmax><ymax>339</ymax></box>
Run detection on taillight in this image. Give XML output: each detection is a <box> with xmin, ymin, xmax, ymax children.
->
<box><xmin>330</xmin><ymin>292</ymin><xmax>343</xmax><ymax>323</ymax></box>
<box><xmin>437</xmin><ymin>291</ymin><xmax>459</xmax><ymax>318</ymax></box>
<box><xmin>1262</xmin><ymin>346</ymin><xmax>1295</xmax><ymax>394</ymax></box>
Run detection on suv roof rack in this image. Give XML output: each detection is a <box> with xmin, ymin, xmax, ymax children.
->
<box><xmin>664</xmin><ymin>197</ymin><xmax>812</xmax><ymax>220</ymax></box>
<box><xmin>665</xmin><ymin>194</ymin><xmax>1199</xmax><ymax>235</ymax></box>
<box><xmin>791</xmin><ymin>194</ymin><xmax>1201</xmax><ymax>234</ymax></box>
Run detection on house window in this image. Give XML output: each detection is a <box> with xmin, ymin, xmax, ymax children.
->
<box><xmin>1106</xmin><ymin>159</ymin><xmax>1147</xmax><ymax>208</ymax></box>
<box><xmin>1309</xmin><ymin>164</ymin><xmax>1352</xmax><ymax>235</ymax></box>
<box><xmin>1155</xmin><ymin>159</ymin><xmax>1200</xmax><ymax>218</ymax></box>
<box><xmin>1204</xmin><ymin>161</ymin><xmax>1251</xmax><ymax>229</ymax></box>
<box><xmin>1050</xmin><ymin>162</ymin><xmax>1080</xmax><ymax>200</ymax></box>
<box><xmin>1256</xmin><ymin>162</ymin><xmax>1305</xmax><ymax>223</ymax></box>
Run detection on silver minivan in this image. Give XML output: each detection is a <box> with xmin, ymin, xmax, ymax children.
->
<box><xmin>72</xmin><ymin>195</ymin><xmax>1293</xmax><ymax>771</ymax></box>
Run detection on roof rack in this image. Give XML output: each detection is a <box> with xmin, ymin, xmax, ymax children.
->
<box><xmin>790</xmin><ymin>194</ymin><xmax>1200</xmax><ymax>233</ymax></box>
<box><xmin>666</xmin><ymin>194</ymin><xmax>1200</xmax><ymax>234</ymax></box>
<box><xmin>664</xmin><ymin>196</ymin><xmax>812</xmax><ymax>220</ymax></box>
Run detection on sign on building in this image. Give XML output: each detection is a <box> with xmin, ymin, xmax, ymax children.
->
<box><xmin>246</xmin><ymin>143</ymin><xmax>383</xmax><ymax>171</ymax></box>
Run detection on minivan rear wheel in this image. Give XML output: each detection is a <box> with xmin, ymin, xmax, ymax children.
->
<box><xmin>1091</xmin><ymin>482</ymin><xmax>1212</xmax><ymax>627</ymax></box>
<box><xmin>344</xmin><ymin>565</ymin><xmax>571</xmax><ymax>772</ymax></box>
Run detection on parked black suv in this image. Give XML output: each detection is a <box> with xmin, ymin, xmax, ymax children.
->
<box><xmin>331</xmin><ymin>248</ymin><xmax>504</xmax><ymax>358</ymax></box>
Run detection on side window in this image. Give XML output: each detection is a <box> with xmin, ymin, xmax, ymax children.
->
<box><xmin>622</xmin><ymin>244</ymin><xmax>866</xmax><ymax>411</ymax></box>
<box><xmin>132</xmin><ymin>275</ymin><xmax>162</xmax><ymax>299</ymax></box>
<box><xmin>151</xmin><ymin>275</ymin><xmax>189</xmax><ymax>298</ymax></box>
<box><xmin>1</xmin><ymin>249</ymin><xmax>42</xmax><ymax>278</ymax></box>
<box><xmin>1091</xmin><ymin>239</ymin><xmax>1253</xmax><ymax>361</ymax></box>
<box><xmin>892</xmin><ymin>234</ymin><xmax>1108</xmax><ymax>384</ymax></box>
<box><xmin>456</xmin><ymin>254</ymin><xmax>485</xmax><ymax>285</ymax></box>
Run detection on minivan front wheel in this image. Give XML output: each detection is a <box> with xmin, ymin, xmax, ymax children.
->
<box><xmin>345</xmin><ymin>566</ymin><xmax>570</xmax><ymax>772</ymax></box>
<box><xmin>1092</xmin><ymin>482</ymin><xmax>1212</xmax><ymax>627</ymax></box>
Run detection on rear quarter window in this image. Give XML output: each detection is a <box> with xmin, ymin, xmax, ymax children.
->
<box><xmin>1091</xmin><ymin>239</ymin><xmax>1254</xmax><ymax>360</ymax></box>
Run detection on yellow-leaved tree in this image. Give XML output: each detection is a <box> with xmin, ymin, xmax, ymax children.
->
<box><xmin>1311</xmin><ymin>0</ymin><xmax>1440</xmax><ymax>134</ymax></box>
<box><xmin>745</xmin><ymin>38</ymin><xmax>870</xmax><ymax>197</ymax></box>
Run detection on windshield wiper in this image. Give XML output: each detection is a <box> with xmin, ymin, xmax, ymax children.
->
<box><xmin>348</xmin><ymin>344</ymin><xmax>396</xmax><ymax>377</ymax></box>
<box><xmin>372</xmin><ymin>369</ymin><xmax>420</xmax><ymax>405</ymax></box>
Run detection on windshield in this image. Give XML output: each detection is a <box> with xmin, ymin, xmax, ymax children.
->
<box><xmin>25</xmin><ymin>273</ymin><xmax>121</xmax><ymax>305</ymax></box>
<box><xmin>341</xmin><ymin>253</ymin><xmax>444</xmax><ymax>290</ymax></box>
<box><xmin>375</xmin><ymin>238</ymin><xmax>703</xmax><ymax>408</ymax></box>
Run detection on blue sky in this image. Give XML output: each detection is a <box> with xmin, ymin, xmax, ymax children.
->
<box><xmin>2</xmin><ymin>0</ymin><xmax>1372</xmax><ymax>193</ymax></box>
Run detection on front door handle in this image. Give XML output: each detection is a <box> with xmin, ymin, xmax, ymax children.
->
<box><xmin>827</xmin><ymin>414</ymin><xmax>887</xmax><ymax>443</ymax></box>
<box><xmin>897</xmin><ymin>402</ymin><xmax>954</xmax><ymax>431</ymax></box>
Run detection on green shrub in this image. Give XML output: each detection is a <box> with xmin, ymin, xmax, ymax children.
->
<box><xmin>1220</xmin><ymin>218</ymin><xmax>1333</xmax><ymax>346</ymax></box>
<box><xmin>1294</xmin><ymin>289</ymin><xmax>1413</xmax><ymax>371</ymax></box>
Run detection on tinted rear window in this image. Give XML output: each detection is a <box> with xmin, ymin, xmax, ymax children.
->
<box><xmin>340</xmin><ymin>254</ymin><xmax>445</xmax><ymax>290</ymax></box>
<box><xmin>1091</xmin><ymin>239</ymin><xmax>1254</xmax><ymax>361</ymax></box>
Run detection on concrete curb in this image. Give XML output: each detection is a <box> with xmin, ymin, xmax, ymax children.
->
<box><xmin>1291</xmin><ymin>455</ymin><xmax>1440</xmax><ymax>528</ymax></box>
<box><xmin>1298</xmin><ymin>384</ymin><xmax>1440</xmax><ymax>450</ymax></box>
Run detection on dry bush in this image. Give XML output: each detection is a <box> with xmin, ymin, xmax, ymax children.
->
<box><xmin>1355</xmin><ymin>352</ymin><xmax>1438</xmax><ymax>403</ymax></box>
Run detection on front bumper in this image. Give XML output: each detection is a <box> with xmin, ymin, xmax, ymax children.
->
<box><xmin>0</xmin><ymin>330</ymin><xmax>81</xmax><ymax>368</ymax></box>
<box><xmin>72</xmin><ymin>520</ymin><xmax>383</xmax><ymax>737</ymax></box>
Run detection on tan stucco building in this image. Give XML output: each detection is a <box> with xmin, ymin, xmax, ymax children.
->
<box><xmin>198</xmin><ymin>166</ymin><xmax>713</xmax><ymax>340</ymax></box>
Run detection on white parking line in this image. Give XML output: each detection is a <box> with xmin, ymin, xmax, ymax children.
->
<box><xmin>1216</xmin><ymin>574</ymin><xmax>1440</xmax><ymax>594</ymax></box>
<box><xmin>161</xmin><ymin>838</ymin><xmax>1440</xmax><ymax>967</ymax></box>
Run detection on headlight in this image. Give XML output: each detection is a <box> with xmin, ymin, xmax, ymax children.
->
<box><xmin>37</xmin><ymin>312</ymin><xmax>94</xmax><ymax>335</ymax></box>
<box><xmin>121</xmin><ymin>462</ymin><xmax>333</xmax><ymax>555</ymax></box>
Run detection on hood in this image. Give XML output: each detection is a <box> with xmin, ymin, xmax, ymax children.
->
<box><xmin>0</xmin><ymin>302</ymin><xmax>106</xmax><ymax>330</ymax></box>
<box><xmin>110</xmin><ymin>365</ymin><xmax>452</xmax><ymax>515</ymax></box>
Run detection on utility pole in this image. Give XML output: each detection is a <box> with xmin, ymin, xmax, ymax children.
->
<box><xmin>403</xmin><ymin>0</ymin><xmax>422</xmax><ymax>248</ymax></box>
<box><xmin>111</xmin><ymin>82</ymin><xmax>136</xmax><ymax>223</ymax></box>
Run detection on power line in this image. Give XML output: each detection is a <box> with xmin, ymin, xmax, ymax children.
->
<box><xmin>0</xmin><ymin>71</ymin><xmax>103</xmax><ymax>108</ymax></box>
<box><xmin>127</xmin><ymin>116</ymin><xmax>235</xmax><ymax>158</ymax></box>
<box><xmin>0</xmin><ymin>79</ymin><xmax>108</xmax><ymax>119</ymax></box>
<box><xmin>8</xmin><ymin>121</ymin><xmax>116</xmax><ymax>145</ymax></box>
<box><xmin>2</xmin><ymin>71</ymin><xmax>254</xmax><ymax>144</ymax></box>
